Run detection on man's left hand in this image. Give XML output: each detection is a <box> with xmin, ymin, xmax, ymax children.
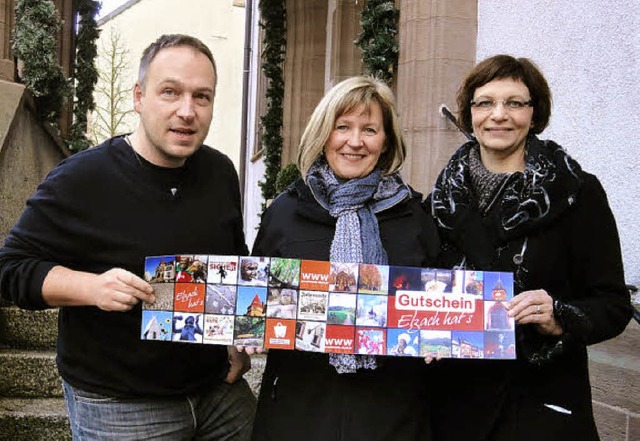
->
<box><xmin>225</xmin><ymin>346</ymin><xmax>251</xmax><ymax>384</ymax></box>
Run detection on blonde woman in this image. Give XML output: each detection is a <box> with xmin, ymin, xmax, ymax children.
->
<box><xmin>251</xmin><ymin>76</ymin><xmax>439</xmax><ymax>441</ymax></box>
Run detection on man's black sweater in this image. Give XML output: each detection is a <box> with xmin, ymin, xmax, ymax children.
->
<box><xmin>0</xmin><ymin>136</ymin><xmax>248</xmax><ymax>397</ymax></box>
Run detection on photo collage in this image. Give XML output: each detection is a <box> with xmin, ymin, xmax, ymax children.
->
<box><xmin>141</xmin><ymin>255</ymin><xmax>516</xmax><ymax>360</ymax></box>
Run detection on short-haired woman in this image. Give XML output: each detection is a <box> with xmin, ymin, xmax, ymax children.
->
<box><xmin>427</xmin><ymin>54</ymin><xmax>632</xmax><ymax>441</ymax></box>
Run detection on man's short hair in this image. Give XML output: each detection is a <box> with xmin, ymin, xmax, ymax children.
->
<box><xmin>138</xmin><ymin>34</ymin><xmax>217</xmax><ymax>91</ymax></box>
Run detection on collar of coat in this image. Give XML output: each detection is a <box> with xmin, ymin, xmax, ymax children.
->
<box><xmin>430</xmin><ymin>135</ymin><xmax>583</xmax><ymax>259</ymax></box>
<box><xmin>287</xmin><ymin>177</ymin><xmax>419</xmax><ymax>226</ymax></box>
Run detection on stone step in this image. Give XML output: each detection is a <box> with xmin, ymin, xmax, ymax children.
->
<box><xmin>0</xmin><ymin>341</ymin><xmax>264</xmax><ymax>400</ymax></box>
<box><xmin>4</xmin><ymin>342</ymin><xmax>635</xmax><ymax>439</ymax></box>
<box><xmin>0</xmin><ymin>354</ymin><xmax>263</xmax><ymax>441</ymax></box>
<box><xmin>588</xmin><ymin>321</ymin><xmax>640</xmax><ymax>441</ymax></box>
<box><xmin>0</xmin><ymin>306</ymin><xmax>57</xmax><ymax>350</ymax></box>
<box><xmin>0</xmin><ymin>348</ymin><xmax>62</xmax><ymax>398</ymax></box>
<box><xmin>0</xmin><ymin>397</ymin><xmax>70</xmax><ymax>440</ymax></box>
<box><xmin>245</xmin><ymin>353</ymin><xmax>266</xmax><ymax>397</ymax></box>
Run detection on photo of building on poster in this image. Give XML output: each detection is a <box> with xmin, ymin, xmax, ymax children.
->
<box><xmin>296</xmin><ymin>320</ymin><xmax>326</xmax><ymax>352</ymax></box>
<box><xmin>141</xmin><ymin>255</ymin><xmax>516</xmax><ymax>359</ymax></box>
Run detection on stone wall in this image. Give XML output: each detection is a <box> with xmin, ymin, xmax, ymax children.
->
<box><xmin>0</xmin><ymin>80</ymin><xmax>69</xmax><ymax>240</ymax></box>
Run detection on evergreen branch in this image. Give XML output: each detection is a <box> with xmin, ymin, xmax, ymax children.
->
<box><xmin>12</xmin><ymin>0</ymin><xmax>71</xmax><ymax>123</ymax></box>
<box><xmin>354</xmin><ymin>0</ymin><xmax>399</xmax><ymax>84</ymax></box>
<box><xmin>258</xmin><ymin>0</ymin><xmax>287</xmax><ymax>208</ymax></box>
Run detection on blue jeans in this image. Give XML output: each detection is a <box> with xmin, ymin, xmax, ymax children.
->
<box><xmin>63</xmin><ymin>379</ymin><xmax>256</xmax><ymax>440</ymax></box>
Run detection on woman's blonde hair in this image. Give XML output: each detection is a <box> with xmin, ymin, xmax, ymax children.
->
<box><xmin>297</xmin><ymin>76</ymin><xmax>406</xmax><ymax>178</ymax></box>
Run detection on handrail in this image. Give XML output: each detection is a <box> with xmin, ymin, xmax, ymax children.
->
<box><xmin>439</xmin><ymin>105</ymin><xmax>474</xmax><ymax>140</ymax></box>
<box><xmin>628</xmin><ymin>284</ymin><xmax>639</xmax><ymax>325</ymax></box>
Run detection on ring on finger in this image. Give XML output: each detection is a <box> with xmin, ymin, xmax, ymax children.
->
<box><xmin>536</xmin><ymin>304</ymin><xmax>541</xmax><ymax>314</ymax></box>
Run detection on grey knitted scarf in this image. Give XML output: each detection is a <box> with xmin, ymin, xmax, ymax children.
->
<box><xmin>306</xmin><ymin>158</ymin><xmax>410</xmax><ymax>373</ymax></box>
<box><xmin>468</xmin><ymin>146</ymin><xmax>510</xmax><ymax>212</ymax></box>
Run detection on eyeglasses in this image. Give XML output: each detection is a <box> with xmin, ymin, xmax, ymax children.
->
<box><xmin>470</xmin><ymin>99</ymin><xmax>533</xmax><ymax>112</ymax></box>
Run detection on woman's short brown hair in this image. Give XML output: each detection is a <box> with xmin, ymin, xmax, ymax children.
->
<box><xmin>456</xmin><ymin>55</ymin><xmax>552</xmax><ymax>135</ymax></box>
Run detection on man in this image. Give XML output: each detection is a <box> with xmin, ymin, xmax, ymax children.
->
<box><xmin>0</xmin><ymin>34</ymin><xmax>255</xmax><ymax>439</ymax></box>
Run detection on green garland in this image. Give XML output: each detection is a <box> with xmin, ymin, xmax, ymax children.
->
<box><xmin>275</xmin><ymin>162</ymin><xmax>301</xmax><ymax>194</ymax></box>
<box><xmin>258</xmin><ymin>0</ymin><xmax>286</xmax><ymax>206</ymax></box>
<box><xmin>12</xmin><ymin>0</ymin><xmax>71</xmax><ymax>123</ymax></box>
<box><xmin>355</xmin><ymin>0</ymin><xmax>399</xmax><ymax>84</ymax></box>
<box><xmin>256</xmin><ymin>0</ymin><xmax>398</xmax><ymax>210</ymax></box>
<box><xmin>68</xmin><ymin>0</ymin><xmax>101</xmax><ymax>152</ymax></box>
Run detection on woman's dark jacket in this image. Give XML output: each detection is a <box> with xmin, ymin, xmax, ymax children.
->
<box><xmin>251</xmin><ymin>177</ymin><xmax>439</xmax><ymax>441</ymax></box>
<box><xmin>427</xmin><ymin>136</ymin><xmax>632</xmax><ymax>441</ymax></box>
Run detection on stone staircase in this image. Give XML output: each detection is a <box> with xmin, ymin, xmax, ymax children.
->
<box><xmin>0</xmin><ymin>297</ymin><xmax>266</xmax><ymax>440</ymax></box>
<box><xmin>0</xmin><ymin>301</ymin><xmax>70</xmax><ymax>440</ymax></box>
<box><xmin>0</xmin><ymin>295</ymin><xmax>636</xmax><ymax>440</ymax></box>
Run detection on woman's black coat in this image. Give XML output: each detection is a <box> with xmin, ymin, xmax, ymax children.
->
<box><xmin>428</xmin><ymin>137</ymin><xmax>632</xmax><ymax>441</ymax></box>
<box><xmin>250</xmin><ymin>177</ymin><xmax>440</xmax><ymax>441</ymax></box>
<box><xmin>253</xmin><ymin>178</ymin><xmax>439</xmax><ymax>266</ymax></box>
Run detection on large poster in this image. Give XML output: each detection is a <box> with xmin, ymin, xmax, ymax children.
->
<box><xmin>141</xmin><ymin>255</ymin><xmax>516</xmax><ymax>360</ymax></box>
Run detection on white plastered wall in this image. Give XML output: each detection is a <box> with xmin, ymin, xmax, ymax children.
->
<box><xmin>95</xmin><ymin>0</ymin><xmax>246</xmax><ymax>171</ymax></box>
<box><xmin>477</xmin><ymin>1</ymin><xmax>640</xmax><ymax>286</ymax></box>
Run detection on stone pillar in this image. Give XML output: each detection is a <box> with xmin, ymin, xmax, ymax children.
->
<box><xmin>0</xmin><ymin>0</ymin><xmax>15</xmax><ymax>81</ymax></box>
<box><xmin>281</xmin><ymin>0</ymin><xmax>328</xmax><ymax>166</ymax></box>
<box><xmin>53</xmin><ymin>0</ymin><xmax>76</xmax><ymax>138</ymax></box>
<box><xmin>325</xmin><ymin>0</ymin><xmax>364</xmax><ymax>91</ymax></box>
<box><xmin>396</xmin><ymin>0</ymin><xmax>477</xmax><ymax>195</ymax></box>
<box><xmin>282</xmin><ymin>0</ymin><xmax>366</xmax><ymax>166</ymax></box>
